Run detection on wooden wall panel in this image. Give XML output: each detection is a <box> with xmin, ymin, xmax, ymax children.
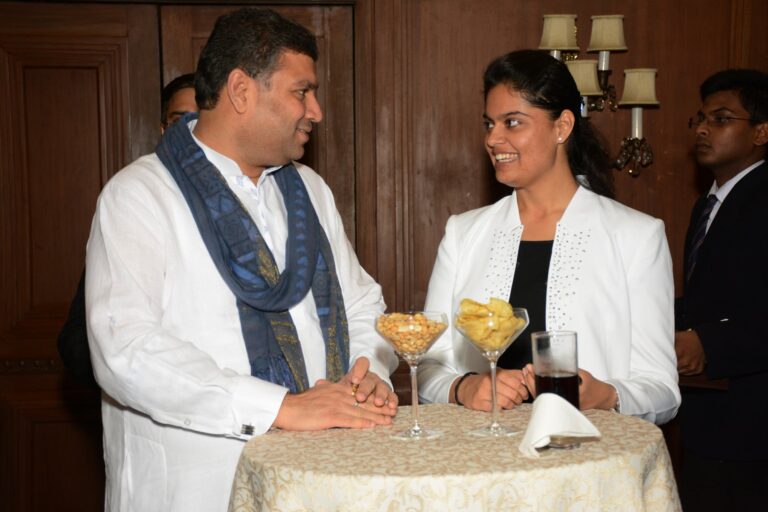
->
<box><xmin>160</xmin><ymin>4</ymin><xmax>357</xmax><ymax>245</ymax></box>
<box><xmin>0</xmin><ymin>3</ymin><xmax>159</xmax><ymax>511</ymax></box>
<box><xmin>23</xmin><ymin>65</ymin><xmax>110</xmax><ymax>307</ymax></box>
<box><xmin>363</xmin><ymin>0</ymin><xmax>406</xmax><ymax>309</ymax></box>
<box><xmin>0</xmin><ymin>2</ymin><xmax>159</xmax><ymax>358</ymax></box>
<box><xmin>0</xmin><ymin>374</ymin><xmax>103</xmax><ymax>512</ymax></box>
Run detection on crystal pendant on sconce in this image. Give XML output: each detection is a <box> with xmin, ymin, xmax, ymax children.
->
<box><xmin>613</xmin><ymin>137</ymin><xmax>654</xmax><ymax>176</ymax></box>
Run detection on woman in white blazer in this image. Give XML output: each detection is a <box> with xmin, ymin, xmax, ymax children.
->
<box><xmin>418</xmin><ymin>50</ymin><xmax>680</xmax><ymax>425</ymax></box>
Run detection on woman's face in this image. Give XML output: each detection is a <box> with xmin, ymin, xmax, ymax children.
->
<box><xmin>483</xmin><ymin>85</ymin><xmax>563</xmax><ymax>189</ymax></box>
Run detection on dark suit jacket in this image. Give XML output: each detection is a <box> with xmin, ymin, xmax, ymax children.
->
<box><xmin>57</xmin><ymin>269</ymin><xmax>98</xmax><ymax>388</ymax></box>
<box><xmin>676</xmin><ymin>161</ymin><xmax>768</xmax><ymax>460</ymax></box>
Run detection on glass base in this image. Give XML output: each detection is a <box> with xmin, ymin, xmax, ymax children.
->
<box><xmin>468</xmin><ymin>424</ymin><xmax>520</xmax><ymax>438</ymax></box>
<box><xmin>391</xmin><ymin>428</ymin><xmax>442</xmax><ymax>440</ymax></box>
<box><xmin>548</xmin><ymin>436</ymin><xmax>580</xmax><ymax>449</ymax></box>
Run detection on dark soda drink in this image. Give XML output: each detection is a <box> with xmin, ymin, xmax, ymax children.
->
<box><xmin>535</xmin><ymin>373</ymin><xmax>580</xmax><ymax>408</ymax></box>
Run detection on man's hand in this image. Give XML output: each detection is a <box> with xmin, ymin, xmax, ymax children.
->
<box><xmin>341</xmin><ymin>357</ymin><xmax>399</xmax><ymax>411</ymax></box>
<box><xmin>272</xmin><ymin>376</ymin><xmax>395</xmax><ymax>432</ymax></box>
<box><xmin>453</xmin><ymin>369</ymin><xmax>529</xmax><ymax>411</ymax></box>
<box><xmin>676</xmin><ymin>329</ymin><xmax>706</xmax><ymax>375</ymax></box>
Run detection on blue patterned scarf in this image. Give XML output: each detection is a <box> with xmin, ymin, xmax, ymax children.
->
<box><xmin>156</xmin><ymin>114</ymin><xmax>349</xmax><ymax>392</ymax></box>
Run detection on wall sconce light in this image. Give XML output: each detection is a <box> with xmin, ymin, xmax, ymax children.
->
<box><xmin>538</xmin><ymin>14</ymin><xmax>579</xmax><ymax>61</ymax></box>
<box><xmin>538</xmin><ymin>13</ymin><xmax>658</xmax><ymax>176</ymax></box>
<box><xmin>565</xmin><ymin>60</ymin><xmax>603</xmax><ymax>118</ymax></box>
<box><xmin>614</xmin><ymin>68</ymin><xmax>659</xmax><ymax>175</ymax></box>
<box><xmin>586</xmin><ymin>15</ymin><xmax>628</xmax><ymax>112</ymax></box>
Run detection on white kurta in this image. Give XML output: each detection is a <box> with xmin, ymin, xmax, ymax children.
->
<box><xmin>418</xmin><ymin>186</ymin><xmax>680</xmax><ymax>425</ymax></box>
<box><xmin>85</xmin><ymin>135</ymin><xmax>397</xmax><ymax>511</ymax></box>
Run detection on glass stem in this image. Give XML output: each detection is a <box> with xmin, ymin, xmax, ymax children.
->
<box><xmin>490</xmin><ymin>360</ymin><xmax>499</xmax><ymax>428</ymax></box>
<box><xmin>410</xmin><ymin>363</ymin><xmax>421</xmax><ymax>434</ymax></box>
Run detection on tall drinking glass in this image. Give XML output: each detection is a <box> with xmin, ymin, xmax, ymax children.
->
<box><xmin>531</xmin><ymin>330</ymin><xmax>579</xmax><ymax>408</ymax></box>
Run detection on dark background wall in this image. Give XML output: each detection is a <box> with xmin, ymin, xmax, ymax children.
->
<box><xmin>1</xmin><ymin>1</ymin><xmax>765</xmax><ymax>509</ymax></box>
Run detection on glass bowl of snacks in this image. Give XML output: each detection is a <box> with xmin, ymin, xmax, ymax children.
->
<box><xmin>375</xmin><ymin>311</ymin><xmax>447</xmax><ymax>439</ymax></box>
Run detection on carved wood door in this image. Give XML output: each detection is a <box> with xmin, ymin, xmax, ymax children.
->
<box><xmin>0</xmin><ymin>3</ymin><xmax>159</xmax><ymax>510</ymax></box>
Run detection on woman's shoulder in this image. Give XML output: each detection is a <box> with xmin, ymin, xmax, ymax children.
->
<box><xmin>447</xmin><ymin>195</ymin><xmax>516</xmax><ymax>231</ymax></box>
<box><xmin>582</xmin><ymin>188</ymin><xmax>664</xmax><ymax>232</ymax></box>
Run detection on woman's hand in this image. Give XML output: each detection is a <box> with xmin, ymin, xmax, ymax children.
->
<box><xmin>577</xmin><ymin>369</ymin><xmax>618</xmax><ymax>411</ymax></box>
<box><xmin>453</xmin><ymin>369</ymin><xmax>529</xmax><ymax>411</ymax></box>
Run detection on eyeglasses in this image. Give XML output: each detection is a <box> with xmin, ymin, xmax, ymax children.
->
<box><xmin>688</xmin><ymin>112</ymin><xmax>758</xmax><ymax>129</ymax></box>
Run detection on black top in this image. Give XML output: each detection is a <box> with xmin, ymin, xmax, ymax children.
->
<box><xmin>57</xmin><ymin>269</ymin><xmax>98</xmax><ymax>388</ymax></box>
<box><xmin>498</xmin><ymin>240</ymin><xmax>553</xmax><ymax>370</ymax></box>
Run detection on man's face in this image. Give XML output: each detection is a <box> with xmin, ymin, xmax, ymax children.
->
<box><xmin>246</xmin><ymin>51</ymin><xmax>322</xmax><ymax>168</ymax></box>
<box><xmin>693</xmin><ymin>90</ymin><xmax>766</xmax><ymax>178</ymax></box>
<box><xmin>162</xmin><ymin>87</ymin><xmax>198</xmax><ymax>131</ymax></box>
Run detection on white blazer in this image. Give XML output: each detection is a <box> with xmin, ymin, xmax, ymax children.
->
<box><xmin>419</xmin><ymin>186</ymin><xmax>681</xmax><ymax>425</ymax></box>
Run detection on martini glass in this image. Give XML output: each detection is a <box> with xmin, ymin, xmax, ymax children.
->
<box><xmin>375</xmin><ymin>311</ymin><xmax>448</xmax><ymax>440</ymax></box>
<box><xmin>455</xmin><ymin>306</ymin><xmax>529</xmax><ymax>437</ymax></box>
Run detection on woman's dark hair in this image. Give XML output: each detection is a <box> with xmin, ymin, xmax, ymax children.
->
<box><xmin>195</xmin><ymin>8</ymin><xmax>318</xmax><ymax>109</ymax></box>
<box><xmin>483</xmin><ymin>50</ymin><xmax>614</xmax><ymax>198</ymax></box>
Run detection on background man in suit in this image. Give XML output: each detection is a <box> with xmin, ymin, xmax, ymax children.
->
<box><xmin>160</xmin><ymin>73</ymin><xmax>197</xmax><ymax>129</ymax></box>
<box><xmin>675</xmin><ymin>68</ymin><xmax>768</xmax><ymax>511</ymax></box>
<box><xmin>57</xmin><ymin>72</ymin><xmax>198</xmax><ymax>387</ymax></box>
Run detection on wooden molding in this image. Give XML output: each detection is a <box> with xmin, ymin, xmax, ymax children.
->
<box><xmin>0</xmin><ymin>357</ymin><xmax>63</xmax><ymax>375</ymax></box>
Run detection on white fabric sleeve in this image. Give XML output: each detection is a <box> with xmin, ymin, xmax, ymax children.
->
<box><xmin>605</xmin><ymin>219</ymin><xmax>681</xmax><ymax>425</ymax></box>
<box><xmin>418</xmin><ymin>216</ymin><xmax>463</xmax><ymax>403</ymax></box>
<box><xmin>86</xmin><ymin>175</ymin><xmax>285</xmax><ymax>438</ymax></box>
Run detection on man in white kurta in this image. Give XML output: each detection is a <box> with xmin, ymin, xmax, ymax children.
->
<box><xmin>85</xmin><ymin>8</ymin><xmax>398</xmax><ymax>511</ymax></box>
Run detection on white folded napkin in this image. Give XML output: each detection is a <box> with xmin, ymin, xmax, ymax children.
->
<box><xmin>518</xmin><ymin>393</ymin><xmax>601</xmax><ymax>458</ymax></box>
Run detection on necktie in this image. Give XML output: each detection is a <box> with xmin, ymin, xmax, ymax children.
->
<box><xmin>686</xmin><ymin>194</ymin><xmax>718</xmax><ymax>283</ymax></box>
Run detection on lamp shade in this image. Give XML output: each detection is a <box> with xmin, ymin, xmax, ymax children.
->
<box><xmin>619</xmin><ymin>68</ymin><xmax>659</xmax><ymax>105</ymax></box>
<box><xmin>539</xmin><ymin>14</ymin><xmax>579</xmax><ymax>51</ymax></box>
<box><xmin>587</xmin><ymin>15</ymin><xmax>628</xmax><ymax>51</ymax></box>
<box><xmin>565</xmin><ymin>60</ymin><xmax>603</xmax><ymax>96</ymax></box>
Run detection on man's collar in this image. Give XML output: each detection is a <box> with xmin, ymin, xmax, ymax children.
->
<box><xmin>187</xmin><ymin>119</ymin><xmax>286</xmax><ymax>182</ymax></box>
<box><xmin>709</xmin><ymin>159</ymin><xmax>765</xmax><ymax>200</ymax></box>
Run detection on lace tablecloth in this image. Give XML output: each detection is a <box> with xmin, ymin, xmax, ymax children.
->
<box><xmin>228</xmin><ymin>403</ymin><xmax>680</xmax><ymax>511</ymax></box>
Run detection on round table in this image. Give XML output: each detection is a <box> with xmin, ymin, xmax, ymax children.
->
<box><xmin>229</xmin><ymin>403</ymin><xmax>680</xmax><ymax>511</ymax></box>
